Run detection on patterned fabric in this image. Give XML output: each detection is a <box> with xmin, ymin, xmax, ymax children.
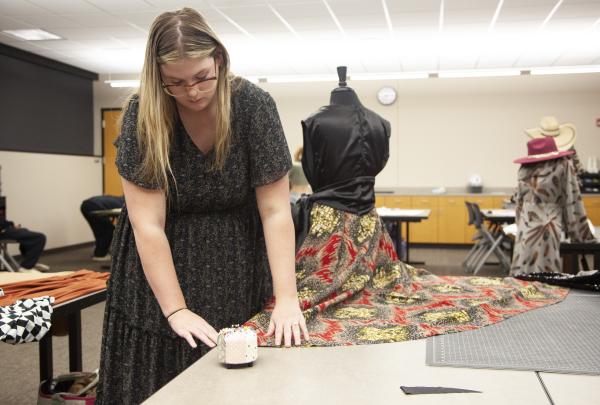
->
<box><xmin>1</xmin><ymin>296</ymin><xmax>53</xmax><ymax>344</ymax></box>
<box><xmin>246</xmin><ymin>204</ymin><xmax>567</xmax><ymax>346</ymax></box>
<box><xmin>97</xmin><ymin>79</ymin><xmax>292</xmax><ymax>405</ymax></box>
<box><xmin>511</xmin><ymin>156</ymin><xmax>596</xmax><ymax>275</ymax></box>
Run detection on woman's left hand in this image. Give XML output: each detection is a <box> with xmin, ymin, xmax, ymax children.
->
<box><xmin>265</xmin><ymin>297</ymin><xmax>310</xmax><ymax>347</ymax></box>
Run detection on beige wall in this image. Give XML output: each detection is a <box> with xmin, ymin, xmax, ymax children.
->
<box><xmin>0</xmin><ymin>151</ymin><xmax>103</xmax><ymax>254</ymax></box>
<box><xmin>92</xmin><ymin>73</ymin><xmax>600</xmax><ymax>189</ymax></box>
<box><xmin>261</xmin><ymin>73</ymin><xmax>600</xmax><ymax>189</ymax></box>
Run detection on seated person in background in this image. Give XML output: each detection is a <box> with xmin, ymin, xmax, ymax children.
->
<box><xmin>80</xmin><ymin>195</ymin><xmax>125</xmax><ymax>261</ymax></box>
<box><xmin>0</xmin><ymin>218</ymin><xmax>47</xmax><ymax>273</ymax></box>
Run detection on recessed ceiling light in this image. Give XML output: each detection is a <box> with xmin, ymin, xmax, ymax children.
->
<box><xmin>351</xmin><ymin>72</ymin><xmax>428</xmax><ymax>80</ymax></box>
<box><xmin>438</xmin><ymin>69</ymin><xmax>522</xmax><ymax>78</ymax></box>
<box><xmin>530</xmin><ymin>65</ymin><xmax>600</xmax><ymax>75</ymax></box>
<box><xmin>104</xmin><ymin>80</ymin><xmax>140</xmax><ymax>88</ymax></box>
<box><xmin>266</xmin><ymin>74</ymin><xmax>337</xmax><ymax>83</ymax></box>
<box><xmin>2</xmin><ymin>29</ymin><xmax>62</xmax><ymax>41</ymax></box>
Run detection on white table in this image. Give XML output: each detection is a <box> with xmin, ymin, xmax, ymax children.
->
<box><xmin>144</xmin><ymin>339</ymin><xmax>599</xmax><ymax>404</ymax></box>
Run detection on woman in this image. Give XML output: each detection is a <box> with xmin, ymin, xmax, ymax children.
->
<box><xmin>97</xmin><ymin>8</ymin><xmax>308</xmax><ymax>404</ymax></box>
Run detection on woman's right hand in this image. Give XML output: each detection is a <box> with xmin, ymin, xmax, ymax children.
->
<box><xmin>168</xmin><ymin>309</ymin><xmax>218</xmax><ymax>348</ymax></box>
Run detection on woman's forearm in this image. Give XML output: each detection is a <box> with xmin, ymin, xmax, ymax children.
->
<box><xmin>261</xmin><ymin>209</ymin><xmax>298</xmax><ymax>301</ymax></box>
<box><xmin>132</xmin><ymin>224</ymin><xmax>187</xmax><ymax>317</ymax></box>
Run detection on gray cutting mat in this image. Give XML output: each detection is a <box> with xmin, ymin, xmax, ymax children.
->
<box><xmin>426</xmin><ymin>291</ymin><xmax>600</xmax><ymax>375</ymax></box>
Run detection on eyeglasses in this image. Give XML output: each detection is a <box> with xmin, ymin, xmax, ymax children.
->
<box><xmin>161</xmin><ymin>62</ymin><xmax>218</xmax><ymax>97</ymax></box>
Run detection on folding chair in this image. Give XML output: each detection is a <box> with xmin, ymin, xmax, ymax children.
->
<box><xmin>463</xmin><ymin>202</ymin><xmax>512</xmax><ymax>275</ymax></box>
<box><xmin>0</xmin><ymin>238</ymin><xmax>20</xmax><ymax>272</ymax></box>
<box><xmin>462</xmin><ymin>202</ymin><xmax>485</xmax><ymax>272</ymax></box>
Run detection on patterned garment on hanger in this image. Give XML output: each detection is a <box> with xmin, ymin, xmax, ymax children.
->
<box><xmin>246</xmin><ymin>204</ymin><xmax>567</xmax><ymax>346</ymax></box>
<box><xmin>511</xmin><ymin>156</ymin><xmax>596</xmax><ymax>275</ymax></box>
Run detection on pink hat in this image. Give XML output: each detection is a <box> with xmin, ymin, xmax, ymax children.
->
<box><xmin>514</xmin><ymin>137</ymin><xmax>574</xmax><ymax>164</ymax></box>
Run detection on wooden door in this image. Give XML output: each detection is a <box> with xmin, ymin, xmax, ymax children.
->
<box><xmin>102</xmin><ymin>109</ymin><xmax>123</xmax><ymax>196</ymax></box>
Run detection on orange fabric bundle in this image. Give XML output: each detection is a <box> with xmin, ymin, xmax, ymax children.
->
<box><xmin>0</xmin><ymin>270</ymin><xmax>109</xmax><ymax>307</ymax></box>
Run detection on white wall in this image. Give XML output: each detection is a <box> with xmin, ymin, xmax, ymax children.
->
<box><xmin>0</xmin><ymin>151</ymin><xmax>103</xmax><ymax>253</ymax></box>
<box><xmin>92</xmin><ymin>73</ymin><xmax>600</xmax><ymax>189</ymax></box>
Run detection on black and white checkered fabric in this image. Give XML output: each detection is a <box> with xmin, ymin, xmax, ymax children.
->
<box><xmin>0</xmin><ymin>296</ymin><xmax>54</xmax><ymax>344</ymax></box>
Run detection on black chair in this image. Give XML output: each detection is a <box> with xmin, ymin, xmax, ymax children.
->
<box><xmin>463</xmin><ymin>202</ymin><xmax>511</xmax><ymax>275</ymax></box>
<box><xmin>0</xmin><ymin>238</ymin><xmax>20</xmax><ymax>272</ymax></box>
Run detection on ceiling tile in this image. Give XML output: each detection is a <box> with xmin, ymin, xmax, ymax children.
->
<box><xmin>6</xmin><ymin>14</ymin><xmax>83</xmax><ymax>30</ymax></box>
<box><xmin>0</xmin><ymin>15</ymin><xmax>33</xmax><ymax>30</ymax></box>
<box><xmin>27</xmin><ymin>0</ymin><xmax>100</xmax><ymax>14</ymax></box>
<box><xmin>216</xmin><ymin>4</ymin><xmax>289</xmax><ymax>34</ymax></box>
<box><xmin>0</xmin><ymin>0</ymin><xmax>48</xmax><ymax>15</ymax></box>
<box><xmin>86</xmin><ymin>0</ymin><xmax>158</xmax><ymax>13</ymax></box>
<box><xmin>57</xmin><ymin>13</ymin><xmax>129</xmax><ymax>28</ymax></box>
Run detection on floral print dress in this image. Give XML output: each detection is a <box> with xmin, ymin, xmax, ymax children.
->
<box><xmin>510</xmin><ymin>156</ymin><xmax>595</xmax><ymax>275</ymax></box>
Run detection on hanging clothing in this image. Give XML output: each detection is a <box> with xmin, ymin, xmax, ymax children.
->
<box><xmin>511</xmin><ymin>157</ymin><xmax>596</xmax><ymax>275</ymax></box>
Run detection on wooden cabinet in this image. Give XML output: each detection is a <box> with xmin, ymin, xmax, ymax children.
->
<box><xmin>583</xmin><ymin>196</ymin><xmax>600</xmax><ymax>226</ymax></box>
<box><xmin>410</xmin><ymin>196</ymin><xmax>438</xmax><ymax>243</ymax></box>
<box><xmin>438</xmin><ymin>196</ymin><xmax>466</xmax><ymax>244</ymax></box>
<box><xmin>376</xmin><ymin>193</ymin><xmax>510</xmax><ymax>245</ymax></box>
<box><xmin>384</xmin><ymin>196</ymin><xmax>411</xmax><ymax>208</ymax></box>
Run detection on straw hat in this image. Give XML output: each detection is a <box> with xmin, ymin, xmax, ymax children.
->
<box><xmin>514</xmin><ymin>137</ymin><xmax>574</xmax><ymax>165</ymax></box>
<box><xmin>525</xmin><ymin>116</ymin><xmax>576</xmax><ymax>151</ymax></box>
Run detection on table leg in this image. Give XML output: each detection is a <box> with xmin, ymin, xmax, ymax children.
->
<box><xmin>39</xmin><ymin>329</ymin><xmax>53</xmax><ymax>382</ymax></box>
<box><xmin>395</xmin><ymin>220</ymin><xmax>402</xmax><ymax>260</ymax></box>
<box><xmin>405</xmin><ymin>222</ymin><xmax>425</xmax><ymax>266</ymax></box>
<box><xmin>68</xmin><ymin>311</ymin><xmax>82</xmax><ymax>372</ymax></box>
<box><xmin>405</xmin><ymin>222</ymin><xmax>410</xmax><ymax>263</ymax></box>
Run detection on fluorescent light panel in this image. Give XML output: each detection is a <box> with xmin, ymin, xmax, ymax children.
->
<box><xmin>104</xmin><ymin>80</ymin><xmax>140</xmax><ymax>88</ymax></box>
<box><xmin>530</xmin><ymin>65</ymin><xmax>600</xmax><ymax>75</ymax></box>
<box><xmin>351</xmin><ymin>72</ymin><xmax>428</xmax><ymax>80</ymax></box>
<box><xmin>3</xmin><ymin>29</ymin><xmax>61</xmax><ymax>41</ymax></box>
<box><xmin>438</xmin><ymin>69</ymin><xmax>521</xmax><ymax>78</ymax></box>
<box><xmin>267</xmin><ymin>74</ymin><xmax>338</xmax><ymax>83</ymax></box>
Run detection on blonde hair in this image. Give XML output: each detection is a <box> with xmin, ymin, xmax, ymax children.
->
<box><xmin>128</xmin><ymin>7</ymin><xmax>233</xmax><ymax>191</ymax></box>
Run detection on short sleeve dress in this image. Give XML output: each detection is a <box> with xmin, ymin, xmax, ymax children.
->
<box><xmin>97</xmin><ymin>79</ymin><xmax>292</xmax><ymax>404</ymax></box>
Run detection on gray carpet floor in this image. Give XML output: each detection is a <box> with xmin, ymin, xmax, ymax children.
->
<box><xmin>0</xmin><ymin>245</ymin><xmax>500</xmax><ymax>405</ymax></box>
